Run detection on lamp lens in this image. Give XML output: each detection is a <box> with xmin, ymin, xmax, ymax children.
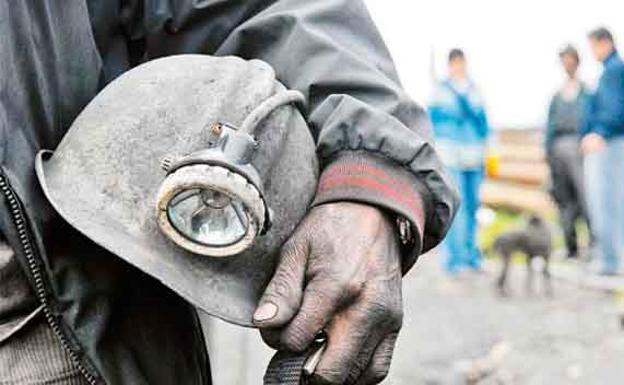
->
<box><xmin>167</xmin><ymin>188</ymin><xmax>249</xmax><ymax>246</ymax></box>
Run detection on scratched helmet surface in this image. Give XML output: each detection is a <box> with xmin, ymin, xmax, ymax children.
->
<box><xmin>36</xmin><ymin>55</ymin><xmax>318</xmax><ymax>326</ymax></box>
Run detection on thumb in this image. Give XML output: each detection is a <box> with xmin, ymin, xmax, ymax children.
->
<box><xmin>253</xmin><ymin>237</ymin><xmax>308</xmax><ymax>328</ymax></box>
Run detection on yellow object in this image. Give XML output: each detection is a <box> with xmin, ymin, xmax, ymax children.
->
<box><xmin>485</xmin><ymin>151</ymin><xmax>500</xmax><ymax>178</ymax></box>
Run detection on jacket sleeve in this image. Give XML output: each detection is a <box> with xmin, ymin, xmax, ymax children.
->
<box><xmin>580</xmin><ymin>92</ymin><xmax>594</xmax><ymax>138</ymax></box>
<box><xmin>128</xmin><ymin>0</ymin><xmax>459</xmax><ymax>269</ymax></box>
<box><xmin>461</xmin><ymin>94</ymin><xmax>489</xmax><ymax>140</ymax></box>
<box><xmin>427</xmin><ymin>84</ymin><xmax>461</xmax><ymax>134</ymax></box>
<box><xmin>587</xmin><ymin>68</ymin><xmax>624</xmax><ymax>138</ymax></box>
<box><xmin>545</xmin><ymin>96</ymin><xmax>556</xmax><ymax>152</ymax></box>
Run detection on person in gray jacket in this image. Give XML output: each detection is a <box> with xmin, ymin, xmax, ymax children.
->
<box><xmin>545</xmin><ymin>45</ymin><xmax>590</xmax><ymax>259</ymax></box>
<box><xmin>0</xmin><ymin>1</ymin><xmax>457</xmax><ymax>384</ymax></box>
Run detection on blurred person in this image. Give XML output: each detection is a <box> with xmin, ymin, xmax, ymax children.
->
<box><xmin>581</xmin><ymin>27</ymin><xmax>624</xmax><ymax>275</ymax></box>
<box><xmin>429</xmin><ymin>49</ymin><xmax>490</xmax><ymax>275</ymax></box>
<box><xmin>545</xmin><ymin>45</ymin><xmax>591</xmax><ymax>260</ymax></box>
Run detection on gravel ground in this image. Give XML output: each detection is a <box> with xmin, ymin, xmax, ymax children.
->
<box><xmin>201</xmin><ymin>253</ymin><xmax>624</xmax><ymax>385</ymax></box>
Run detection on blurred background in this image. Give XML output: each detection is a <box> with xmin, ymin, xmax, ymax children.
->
<box><xmin>202</xmin><ymin>1</ymin><xmax>624</xmax><ymax>384</ymax></box>
<box><xmin>367</xmin><ymin>0</ymin><xmax>624</xmax><ymax>129</ymax></box>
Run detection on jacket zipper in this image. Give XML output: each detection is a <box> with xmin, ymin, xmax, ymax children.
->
<box><xmin>0</xmin><ymin>174</ymin><xmax>99</xmax><ymax>385</ymax></box>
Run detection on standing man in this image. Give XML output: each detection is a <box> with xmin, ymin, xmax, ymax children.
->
<box><xmin>582</xmin><ymin>27</ymin><xmax>624</xmax><ymax>275</ymax></box>
<box><xmin>546</xmin><ymin>45</ymin><xmax>591</xmax><ymax>260</ymax></box>
<box><xmin>429</xmin><ymin>49</ymin><xmax>490</xmax><ymax>275</ymax></box>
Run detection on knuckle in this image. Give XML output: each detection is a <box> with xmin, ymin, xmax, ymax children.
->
<box><xmin>308</xmin><ymin>279</ymin><xmax>343</xmax><ymax>307</ymax></box>
<box><xmin>265</xmin><ymin>275</ymin><xmax>291</xmax><ymax>298</ymax></box>
<box><xmin>366</xmin><ymin>300</ymin><xmax>392</xmax><ymax>319</ymax></box>
<box><xmin>281</xmin><ymin>237</ymin><xmax>301</xmax><ymax>256</ymax></box>
<box><xmin>304</xmin><ymin>286</ymin><xmax>334</xmax><ymax>311</ymax></box>
<box><xmin>368</xmin><ymin>352</ymin><xmax>393</xmax><ymax>383</ymax></box>
<box><xmin>314</xmin><ymin>368</ymin><xmax>347</xmax><ymax>385</ymax></box>
<box><xmin>341</xmin><ymin>278</ymin><xmax>365</xmax><ymax>299</ymax></box>
<box><xmin>263</xmin><ymin>281</ymin><xmax>298</xmax><ymax>312</ymax></box>
<box><xmin>371</xmin><ymin>366</ymin><xmax>390</xmax><ymax>383</ymax></box>
<box><xmin>280</xmin><ymin>238</ymin><xmax>306</xmax><ymax>266</ymax></box>
<box><xmin>390</xmin><ymin>306</ymin><xmax>404</xmax><ymax>328</ymax></box>
<box><xmin>368</xmin><ymin>335</ymin><xmax>398</xmax><ymax>383</ymax></box>
<box><xmin>282</xmin><ymin>319</ymin><xmax>314</xmax><ymax>352</ymax></box>
<box><xmin>363</xmin><ymin>295</ymin><xmax>403</xmax><ymax>328</ymax></box>
<box><xmin>264</xmin><ymin>247</ymin><xmax>307</xmax><ymax>301</ymax></box>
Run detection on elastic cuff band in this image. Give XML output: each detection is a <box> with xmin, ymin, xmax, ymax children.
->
<box><xmin>312</xmin><ymin>152</ymin><xmax>428</xmax><ymax>272</ymax></box>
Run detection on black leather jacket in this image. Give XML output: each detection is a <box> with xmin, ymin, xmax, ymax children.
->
<box><xmin>0</xmin><ymin>1</ymin><xmax>457</xmax><ymax>384</ymax></box>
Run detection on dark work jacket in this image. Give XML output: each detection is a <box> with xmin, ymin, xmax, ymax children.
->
<box><xmin>0</xmin><ymin>1</ymin><xmax>458</xmax><ymax>384</ymax></box>
<box><xmin>545</xmin><ymin>85</ymin><xmax>589</xmax><ymax>153</ymax></box>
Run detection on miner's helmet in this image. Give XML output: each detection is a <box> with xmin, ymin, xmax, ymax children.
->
<box><xmin>35</xmin><ymin>55</ymin><xmax>319</xmax><ymax>326</ymax></box>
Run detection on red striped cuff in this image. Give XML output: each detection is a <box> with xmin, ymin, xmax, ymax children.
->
<box><xmin>312</xmin><ymin>152</ymin><xmax>428</xmax><ymax>272</ymax></box>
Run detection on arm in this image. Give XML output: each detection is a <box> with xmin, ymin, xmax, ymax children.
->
<box><xmin>457</xmin><ymin>89</ymin><xmax>489</xmax><ymax>139</ymax></box>
<box><xmin>545</xmin><ymin>96</ymin><xmax>556</xmax><ymax>153</ymax></box>
<box><xmin>471</xmin><ymin>102</ymin><xmax>490</xmax><ymax>140</ymax></box>
<box><xmin>436</xmin><ymin>83</ymin><xmax>489</xmax><ymax>140</ymax></box>
<box><xmin>428</xmin><ymin>105</ymin><xmax>461</xmax><ymax>127</ymax></box>
<box><xmin>579</xmin><ymin>92</ymin><xmax>594</xmax><ymax>138</ymax></box>
<box><xmin>589</xmin><ymin>68</ymin><xmax>624</xmax><ymax>138</ymax></box>
<box><xmin>427</xmin><ymin>84</ymin><xmax>462</xmax><ymax>132</ymax></box>
<box><xmin>125</xmin><ymin>2</ymin><xmax>458</xmax><ymax>383</ymax></box>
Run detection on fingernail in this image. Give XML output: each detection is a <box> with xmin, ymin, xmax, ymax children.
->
<box><xmin>253</xmin><ymin>302</ymin><xmax>278</xmax><ymax>322</ymax></box>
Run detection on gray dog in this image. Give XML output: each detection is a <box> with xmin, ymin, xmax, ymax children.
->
<box><xmin>493</xmin><ymin>215</ymin><xmax>553</xmax><ymax>296</ymax></box>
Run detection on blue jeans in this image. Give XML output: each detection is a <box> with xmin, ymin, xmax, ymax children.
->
<box><xmin>584</xmin><ymin>136</ymin><xmax>624</xmax><ymax>274</ymax></box>
<box><xmin>443</xmin><ymin>168</ymin><xmax>484</xmax><ymax>274</ymax></box>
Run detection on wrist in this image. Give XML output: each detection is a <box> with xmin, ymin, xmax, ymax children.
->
<box><xmin>312</xmin><ymin>151</ymin><xmax>427</xmax><ymax>273</ymax></box>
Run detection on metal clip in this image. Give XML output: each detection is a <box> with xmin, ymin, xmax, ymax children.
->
<box><xmin>302</xmin><ymin>332</ymin><xmax>328</xmax><ymax>377</ymax></box>
<box><xmin>397</xmin><ymin>216</ymin><xmax>413</xmax><ymax>246</ymax></box>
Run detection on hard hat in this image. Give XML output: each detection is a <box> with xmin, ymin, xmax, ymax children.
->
<box><xmin>36</xmin><ymin>55</ymin><xmax>318</xmax><ymax>326</ymax></box>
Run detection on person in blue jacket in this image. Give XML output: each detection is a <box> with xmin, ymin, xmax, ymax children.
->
<box><xmin>581</xmin><ymin>27</ymin><xmax>624</xmax><ymax>275</ymax></box>
<box><xmin>428</xmin><ymin>49</ymin><xmax>490</xmax><ymax>275</ymax></box>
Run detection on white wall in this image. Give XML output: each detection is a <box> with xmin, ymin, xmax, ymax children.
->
<box><xmin>365</xmin><ymin>0</ymin><xmax>624</xmax><ymax>129</ymax></box>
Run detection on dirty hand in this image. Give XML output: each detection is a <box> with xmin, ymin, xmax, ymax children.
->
<box><xmin>254</xmin><ymin>202</ymin><xmax>403</xmax><ymax>384</ymax></box>
<box><xmin>581</xmin><ymin>133</ymin><xmax>607</xmax><ymax>154</ymax></box>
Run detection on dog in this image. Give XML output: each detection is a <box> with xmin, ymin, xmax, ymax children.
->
<box><xmin>492</xmin><ymin>214</ymin><xmax>553</xmax><ymax>296</ymax></box>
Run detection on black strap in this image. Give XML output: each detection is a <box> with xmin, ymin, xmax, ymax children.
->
<box><xmin>263</xmin><ymin>350</ymin><xmax>308</xmax><ymax>385</ymax></box>
<box><xmin>264</xmin><ymin>332</ymin><xmax>327</xmax><ymax>384</ymax></box>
